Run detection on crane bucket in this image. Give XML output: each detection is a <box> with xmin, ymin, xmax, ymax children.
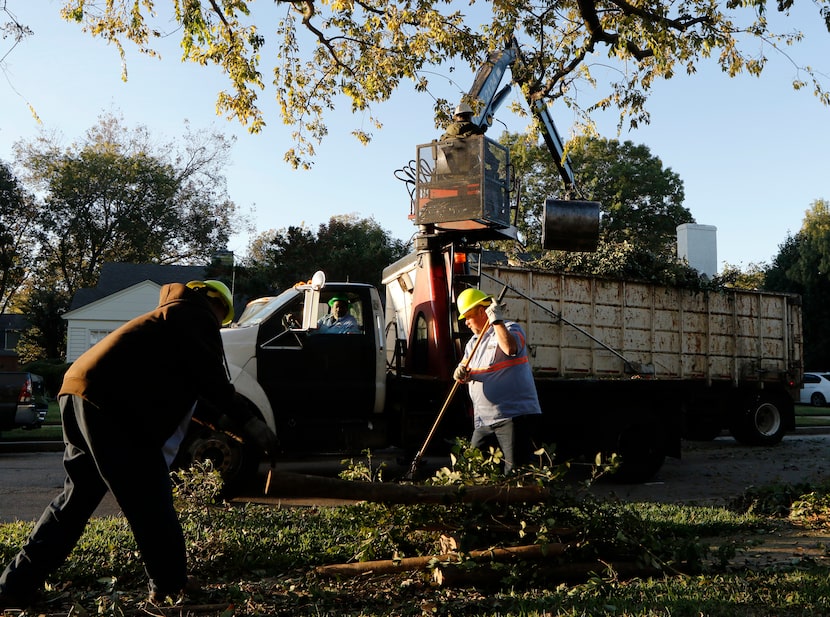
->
<box><xmin>542</xmin><ymin>199</ymin><xmax>601</xmax><ymax>252</ymax></box>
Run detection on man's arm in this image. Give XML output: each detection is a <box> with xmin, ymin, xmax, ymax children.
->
<box><xmin>486</xmin><ymin>302</ymin><xmax>518</xmax><ymax>355</ymax></box>
<box><xmin>492</xmin><ymin>322</ymin><xmax>518</xmax><ymax>355</ymax></box>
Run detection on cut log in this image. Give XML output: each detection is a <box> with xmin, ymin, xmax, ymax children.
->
<box><xmin>419</xmin><ymin>523</ymin><xmax>577</xmax><ymax>537</ymax></box>
<box><xmin>315</xmin><ymin>543</ymin><xmax>569</xmax><ymax>578</ymax></box>
<box><xmin>438</xmin><ymin>534</ymin><xmax>458</xmax><ymax>554</ymax></box>
<box><xmin>433</xmin><ymin>560</ymin><xmax>666</xmax><ymax>586</ymax></box>
<box><xmin>237</xmin><ymin>469</ymin><xmax>552</xmax><ymax>505</ymax></box>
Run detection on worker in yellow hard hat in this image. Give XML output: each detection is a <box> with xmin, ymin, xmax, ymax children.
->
<box><xmin>454</xmin><ymin>287</ymin><xmax>542</xmax><ymax>474</ymax></box>
<box><xmin>0</xmin><ymin>278</ymin><xmax>278</xmax><ymax>610</ymax></box>
<box><xmin>185</xmin><ymin>279</ymin><xmax>235</xmax><ymax>326</ymax></box>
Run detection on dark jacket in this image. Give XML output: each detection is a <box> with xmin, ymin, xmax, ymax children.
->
<box><xmin>441</xmin><ymin>119</ymin><xmax>485</xmax><ymax>140</ymax></box>
<box><xmin>60</xmin><ymin>283</ymin><xmax>247</xmax><ymax>446</ymax></box>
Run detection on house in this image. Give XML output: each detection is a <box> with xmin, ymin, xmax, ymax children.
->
<box><xmin>0</xmin><ymin>314</ymin><xmax>29</xmax><ymax>370</ymax></box>
<box><xmin>62</xmin><ymin>263</ymin><xmax>208</xmax><ymax>362</ymax></box>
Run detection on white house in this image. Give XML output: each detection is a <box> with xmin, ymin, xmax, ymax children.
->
<box><xmin>62</xmin><ymin>263</ymin><xmax>206</xmax><ymax>362</ymax></box>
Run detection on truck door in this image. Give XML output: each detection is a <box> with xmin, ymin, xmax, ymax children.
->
<box><xmin>255</xmin><ymin>288</ymin><xmax>378</xmax><ymax>453</ymax></box>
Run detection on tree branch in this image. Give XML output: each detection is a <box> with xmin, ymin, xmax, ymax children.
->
<box><xmin>208</xmin><ymin>0</ymin><xmax>231</xmax><ymax>29</ymax></box>
<box><xmin>575</xmin><ymin>0</ymin><xmax>651</xmax><ymax>60</ymax></box>
<box><xmin>607</xmin><ymin>0</ymin><xmax>711</xmax><ymax>31</ymax></box>
<box><xmin>295</xmin><ymin>0</ymin><xmax>357</xmax><ymax>80</ymax></box>
<box><xmin>576</xmin><ymin>0</ymin><xmax>712</xmax><ymax>62</ymax></box>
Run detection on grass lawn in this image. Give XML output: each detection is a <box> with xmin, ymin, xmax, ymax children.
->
<box><xmin>0</xmin><ymin>400</ymin><xmax>62</xmax><ymax>441</ymax></box>
<box><xmin>794</xmin><ymin>404</ymin><xmax>830</xmax><ymax>426</ymax></box>
<box><xmin>2</xmin><ymin>458</ymin><xmax>830</xmax><ymax>616</ymax></box>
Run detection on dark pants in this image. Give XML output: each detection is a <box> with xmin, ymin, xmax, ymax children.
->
<box><xmin>470</xmin><ymin>413</ymin><xmax>541</xmax><ymax>474</ymax></box>
<box><xmin>0</xmin><ymin>395</ymin><xmax>186</xmax><ymax>600</ymax></box>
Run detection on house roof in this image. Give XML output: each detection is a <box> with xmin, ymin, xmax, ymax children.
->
<box><xmin>0</xmin><ymin>314</ymin><xmax>30</xmax><ymax>330</ymax></box>
<box><xmin>69</xmin><ymin>263</ymin><xmax>207</xmax><ymax>310</ymax></box>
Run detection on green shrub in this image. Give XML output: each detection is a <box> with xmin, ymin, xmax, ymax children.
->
<box><xmin>20</xmin><ymin>358</ymin><xmax>71</xmax><ymax>397</ymax></box>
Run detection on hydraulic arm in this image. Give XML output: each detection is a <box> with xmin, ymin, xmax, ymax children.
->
<box><xmin>465</xmin><ymin>37</ymin><xmax>576</xmax><ymax>194</ymax></box>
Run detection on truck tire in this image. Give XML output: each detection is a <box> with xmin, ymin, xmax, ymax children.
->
<box><xmin>173</xmin><ymin>420</ymin><xmax>259</xmax><ymax>495</ymax></box>
<box><xmin>729</xmin><ymin>395</ymin><xmax>787</xmax><ymax>446</ymax></box>
<box><xmin>609</xmin><ymin>423</ymin><xmax>666</xmax><ymax>483</ymax></box>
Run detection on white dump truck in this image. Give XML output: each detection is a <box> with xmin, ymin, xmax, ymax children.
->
<box><xmin>176</xmin><ymin>247</ymin><xmax>802</xmax><ymax>485</ymax></box>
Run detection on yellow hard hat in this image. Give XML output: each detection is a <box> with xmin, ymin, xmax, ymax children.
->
<box><xmin>187</xmin><ymin>279</ymin><xmax>234</xmax><ymax>325</ymax></box>
<box><xmin>456</xmin><ymin>288</ymin><xmax>491</xmax><ymax>319</ymax></box>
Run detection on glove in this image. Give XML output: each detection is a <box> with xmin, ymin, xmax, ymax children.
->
<box><xmin>453</xmin><ymin>364</ymin><xmax>470</xmax><ymax>383</ymax></box>
<box><xmin>243</xmin><ymin>417</ymin><xmax>280</xmax><ymax>465</ymax></box>
<box><xmin>485</xmin><ymin>302</ymin><xmax>505</xmax><ymax>325</ymax></box>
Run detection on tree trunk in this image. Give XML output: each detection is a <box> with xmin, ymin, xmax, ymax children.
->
<box><xmin>244</xmin><ymin>469</ymin><xmax>551</xmax><ymax>505</ymax></box>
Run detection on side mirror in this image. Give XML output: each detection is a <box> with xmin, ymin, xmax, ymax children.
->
<box><xmin>310</xmin><ymin>270</ymin><xmax>326</xmax><ymax>291</ymax></box>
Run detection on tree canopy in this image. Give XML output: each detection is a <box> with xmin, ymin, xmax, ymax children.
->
<box><xmin>51</xmin><ymin>0</ymin><xmax>830</xmax><ymax>169</ymax></box>
<box><xmin>764</xmin><ymin>199</ymin><xmax>830</xmax><ymax>368</ymax></box>
<box><xmin>240</xmin><ymin>214</ymin><xmax>409</xmax><ymax>297</ymax></box>
<box><xmin>0</xmin><ymin>160</ymin><xmax>36</xmax><ymax>313</ymax></box>
<box><xmin>14</xmin><ymin>112</ymin><xmax>239</xmax><ymax>298</ymax></box>
<box><xmin>504</xmin><ymin>134</ymin><xmax>692</xmax><ymax>254</ymax></box>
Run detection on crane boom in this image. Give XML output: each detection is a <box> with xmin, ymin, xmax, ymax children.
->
<box><xmin>407</xmin><ymin>37</ymin><xmax>599</xmax><ymax>251</ymax></box>
<box><xmin>464</xmin><ymin>38</ymin><xmax>576</xmax><ymax>194</ymax></box>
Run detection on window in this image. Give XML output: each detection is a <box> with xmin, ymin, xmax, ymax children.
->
<box><xmin>317</xmin><ymin>293</ymin><xmax>364</xmax><ymax>330</ymax></box>
<box><xmin>89</xmin><ymin>329</ymin><xmax>113</xmax><ymax>347</ymax></box>
<box><xmin>3</xmin><ymin>330</ymin><xmax>20</xmax><ymax>351</ymax></box>
<box><xmin>412</xmin><ymin>313</ymin><xmax>429</xmax><ymax>373</ymax></box>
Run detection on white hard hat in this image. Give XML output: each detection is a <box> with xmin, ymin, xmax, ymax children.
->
<box><xmin>453</xmin><ymin>102</ymin><xmax>474</xmax><ymax>116</ymax></box>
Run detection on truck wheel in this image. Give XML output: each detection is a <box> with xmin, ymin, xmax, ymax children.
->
<box><xmin>609</xmin><ymin>424</ymin><xmax>666</xmax><ymax>483</ymax></box>
<box><xmin>729</xmin><ymin>396</ymin><xmax>786</xmax><ymax>446</ymax></box>
<box><xmin>174</xmin><ymin>424</ymin><xmax>258</xmax><ymax>495</ymax></box>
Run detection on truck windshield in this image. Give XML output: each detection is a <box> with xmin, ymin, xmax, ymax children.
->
<box><xmin>235</xmin><ymin>288</ymin><xmax>300</xmax><ymax>327</ymax></box>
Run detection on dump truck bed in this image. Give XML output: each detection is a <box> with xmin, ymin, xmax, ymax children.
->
<box><xmin>479</xmin><ymin>265</ymin><xmax>803</xmax><ymax>386</ymax></box>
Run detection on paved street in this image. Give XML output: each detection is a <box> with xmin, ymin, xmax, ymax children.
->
<box><xmin>2</xmin><ymin>429</ymin><xmax>830</xmax><ymax>522</ymax></box>
<box><xmin>0</xmin><ymin>450</ymin><xmax>122</xmax><ymax>523</ymax></box>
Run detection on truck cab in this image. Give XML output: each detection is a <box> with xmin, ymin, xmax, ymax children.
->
<box><xmin>219</xmin><ymin>278</ymin><xmax>387</xmax><ymax>455</ymax></box>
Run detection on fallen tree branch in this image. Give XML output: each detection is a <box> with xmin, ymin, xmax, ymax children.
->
<box><xmin>137</xmin><ymin>603</ymin><xmax>237</xmax><ymax>615</ymax></box>
<box><xmin>433</xmin><ymin>559</ymin><xmax>666</xmax><ymax>586</ymax></box>
<box><xmin>316</xmin><ymin>543</ymin><xmax>569</xmax><ymax>577</ymax></box>
<box><xmin>238</xmin><ymin>469</ymin><xmax>552</xmax><ymax>505</ymax></box>
<box><xmin>419</xmin><ymin>523</ymin><xmax>577</xmax><ymax>537</ymax></box>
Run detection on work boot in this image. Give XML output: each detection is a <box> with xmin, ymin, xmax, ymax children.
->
<box><xmin>147</xmin><ymin>575</ymin><xmax>201</xmax><ymax>605</ymax></box>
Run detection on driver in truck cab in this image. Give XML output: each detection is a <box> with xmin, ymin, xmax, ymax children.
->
<box><xmin>0</xmin><ymin>279</ymin><xmax>279</xmax><ymax>611</ymax></box>
<box><xmin>453</xmin><ymin>288</ymin><xmax>542</xmax><ymax>474</ymax></box>
<box><xmin>317</xmin><ymin>294</ymin><xmax>360</xmax><ymax>334</ymax></box>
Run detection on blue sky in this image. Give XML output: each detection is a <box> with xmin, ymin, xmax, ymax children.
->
<box><xmin>2</xmin><ymin>1</ymin><xmax>829</xmax><ymax>272</ymax></box>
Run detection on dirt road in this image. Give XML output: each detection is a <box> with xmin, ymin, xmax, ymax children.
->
<box><xmin>2</xmin><ymin>430</ymin><xmax>829</xmax><ymax>522</ymax></box>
